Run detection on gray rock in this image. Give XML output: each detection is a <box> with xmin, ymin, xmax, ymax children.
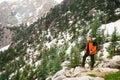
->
<box><xmin>52</xmin><ymin>69</ymin><xmax>66</xmax><ymax>80</ymax></box>
<box><xmin>53</xmin><ymin>76</ymin><xmax>66</xmax><ymax>80</ymax></box>
<box><xmin>46</xmin><ymin>76</ymin><xmax>52</xmax><ymax>80</ymax></box>
<box><xmin>61</xmin><ymin>61</ymin><xmax>70</xmax><ymax>69</ymax></box>
<box><xmin>104</xmin><ymin>56</ymin><xmax>120</xmax><ymax>68</ymax></box>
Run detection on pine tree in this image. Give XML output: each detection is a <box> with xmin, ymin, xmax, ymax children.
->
<box><xmin>69</xmin><ymin>44</ymin><xmax>81</xmax><ymax>68</ymax></box>
<box><xmin>96</xmin><ymin>29</ymin><xmax>103</xmax><ymax>50</ymax></box>
<box><xmin>91</xmin><ymin>14</ymin><xmax>101</xmax><ymax>38</ymax></box>
<box><xmin>37</xmin><ymin>49</ymin><xmax>49</xmax><ymax>80</ymax></box>
<box><xmin>111</xmin><ymin>27</ymin><xmax>118</xmax><ymax>54</ymax></box>
<box><xmin>111</xmin><ymin>27</ymin><xmax>117</xmax><ymax>43</ymax></box>
<box><xmin>108</xmin><ymin>44</ymin><xmax>114</xmax><ymax>58</ymax></box>
<box><xmin>52</xmin><ymin>54</ymin><xmax>62</xmax><ymax>74</ymax></box>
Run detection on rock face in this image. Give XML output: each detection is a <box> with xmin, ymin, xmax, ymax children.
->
<box><xmin>103</xmin><ymin>56</ymin><xmax>120</xmax><ymax>69</ymax></box>
<box><xmin>0</xmin><ymin>0</ymin><xmax>57</xmax><ymax>26</ymax></box>
<box><xmin>0</xmin><ymin>0</ymin><xmax>57</xmax><ymax>48</ymax></box>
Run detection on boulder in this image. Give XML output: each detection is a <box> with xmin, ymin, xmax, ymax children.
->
<box><xmin>65</xmin><ymin>67</ymin><xmax>83</xmax><ymax>77</ymax></box>
<box><xmin>61</xmin><ymin>61</ymin><xmax>70</xmax><ymax>69</ymax></box>
<box><xmin>52</xmin><ymin>61</ymin><xmax>71</xmax><ymax>80</ymax></box>
<box><xmin>104</xmin><ymin>56</ymin><xmax>120</xmax><ymax>68</ymax></box>
<box><xmin>52</xmin><ymin>69</ymin><xmax>65</xmax><ymax>80</ymax></box>
<box><xmin>46</xmin><ymin>76</ymin><xmax>52</xmax><ymax>80</ymax></box>
<box><xmin>52</xmin><ymin>66</ymin><xmax>85</xmax><ymax>79</ymax></box>
<box><xmin>53</xmin><ymin>76</ymin><xmax>66</xmax><ymax>80</ymax></box>
<box><xmin>73</xmin><ymin>67</ymin><xmax>82</xmax><ymax>77</ymax></box>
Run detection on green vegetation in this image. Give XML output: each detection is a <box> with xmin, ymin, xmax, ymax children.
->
<box><xmin>11</xmin><ymin>46</ymin><xmax>62</xmax><ymax>80</ymax></box>
<box><xmin>104</xmin><ymin>71</ymin><xmax>120</xmax><ymax>80</ymax></box>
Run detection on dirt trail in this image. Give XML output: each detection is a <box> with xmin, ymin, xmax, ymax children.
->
<box><xmin>82</xmin><ymin>69</ymin><xmax>113</xmax><ymax>77</ymax></box>
<box><xmin>79</xmin><ymin>68</ymin><xmax>119</xmax><ymax>77</ymax></box>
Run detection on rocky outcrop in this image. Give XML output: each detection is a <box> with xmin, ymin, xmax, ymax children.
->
<box><xmin>103</xmin><ymin>56</ymin><xmax>120</xmax><ymax>69</ymax></box>
<box><xmin>51</xmin><ymin>66</ymin><xmax>119</xmax><ymax>80</ymax></box>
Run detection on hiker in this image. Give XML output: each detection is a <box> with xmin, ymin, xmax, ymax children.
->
<box><xmin>82</xmin><ymin>36</ymin><xmax>97</xmax><ymax>70</ymax></box>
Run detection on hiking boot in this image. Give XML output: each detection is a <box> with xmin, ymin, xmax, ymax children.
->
<box><xmin>80</xmin><ymin>64</ymin><xmax>85</xmax><ymax>68</ymax></box>
<box><xmin>90</xmin><ymin>67</ymin><xmax>93</xmax><ymax>70</ymax></box>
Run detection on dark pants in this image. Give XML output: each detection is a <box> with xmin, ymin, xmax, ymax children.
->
<box><xmin>82</xmin><ymin>52</ymin><xmax>95</xmax><ymax>68</ymax></box>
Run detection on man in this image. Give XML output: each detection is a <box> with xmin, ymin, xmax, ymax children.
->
<box><xmin>82</xmin><ymin>36</ymin><xmax>97</xmax><ymax>70</ymax></box>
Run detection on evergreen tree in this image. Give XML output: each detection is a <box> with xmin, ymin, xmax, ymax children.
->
<box><xmin>111</xmin><ymin>27</ymin><xmax>118</xmax><ymax>54</ymax></box>
<box><xmin>108</xmin><ymin>44</ymin><xmax>115</xmax><ymax>58</ymax></box>
<box><xmin>52</xmin><ymin>54</ymin><xmax>62</xmax><ymax>74</ymax></box>
<box><xmin>96</xmin><ymin>29</ymin><xmax>103</xmax><ymax>50</ymax></box>
<box><xmin>111</xmin><ymin>27</ymin><xmax>117</xmax><ymax>43</ymax></box>
<box><xmin>69</xmin><ymin>44</ymin><xmax>81</xmax><ymax>68</ymax></box>
<box><xmin>91</xmin><ymin>14</ymin><xmax>101</xmax><ymax>38</ymax></box>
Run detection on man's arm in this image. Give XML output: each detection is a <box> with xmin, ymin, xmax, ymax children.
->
<box><xmin>85</xmin><ymin>42</ymin><xmax>88</xmax><ymax>50</ymax></box>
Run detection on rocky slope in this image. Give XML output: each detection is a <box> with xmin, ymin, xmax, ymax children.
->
<box><xmin>0</xmin><ymin>0</ymin><xmax>57</xmax><ymax>26</ymax></box>
<box><xmin>0</xmin><ymin>0</ymin><xmax>120</xmax><ymax>80</ymax></box>
<box><xmin>0</xmin><ymin>0</ymin><xmax>59</xmax><ymax>48</ymax></box>
<box><xmin>50</xmin><ymin>55</ymin><xmax>120</xmax><ymax>80</ymax></box>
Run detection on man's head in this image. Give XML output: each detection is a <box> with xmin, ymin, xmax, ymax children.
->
<box><xmin>88</xmin><ymin>36</ymin><xmax>92</xmax><ymax>42</ymax></box>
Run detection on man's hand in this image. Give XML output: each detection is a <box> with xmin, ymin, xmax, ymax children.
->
<box><xmin>90</xmin><ymin>50</ymin><xmax>92</xmax><ymax>54</ymax></box>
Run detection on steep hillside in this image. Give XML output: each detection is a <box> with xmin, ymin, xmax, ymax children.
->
<box><xmin>0</xmin><ymin>0</ymin><xmax>120</xmax><ymax>80</ymax></box>
<box><xmin>0</xmin><ymin>0</ymin><xmax>58</xmax><ymax>48</ymax></box>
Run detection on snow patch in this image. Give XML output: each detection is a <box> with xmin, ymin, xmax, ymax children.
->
<box><xmin>115</xmin><ymin>8</ymin><xmax>120</xmax><ymax>15</ymax></box>
<box><xmin>0</xmin><ymin>45</ymin><xmax>10</xmax><ymax>52</ymax></box>
<box><xmin>100</xmin><ymin>19</ymin><xmax>120</xmax><ymax>35</ymax></box>
<box><xmin>55</xmin><ymin>0</ymin><xmax>63</xmax><ymax>4</ymax></box>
